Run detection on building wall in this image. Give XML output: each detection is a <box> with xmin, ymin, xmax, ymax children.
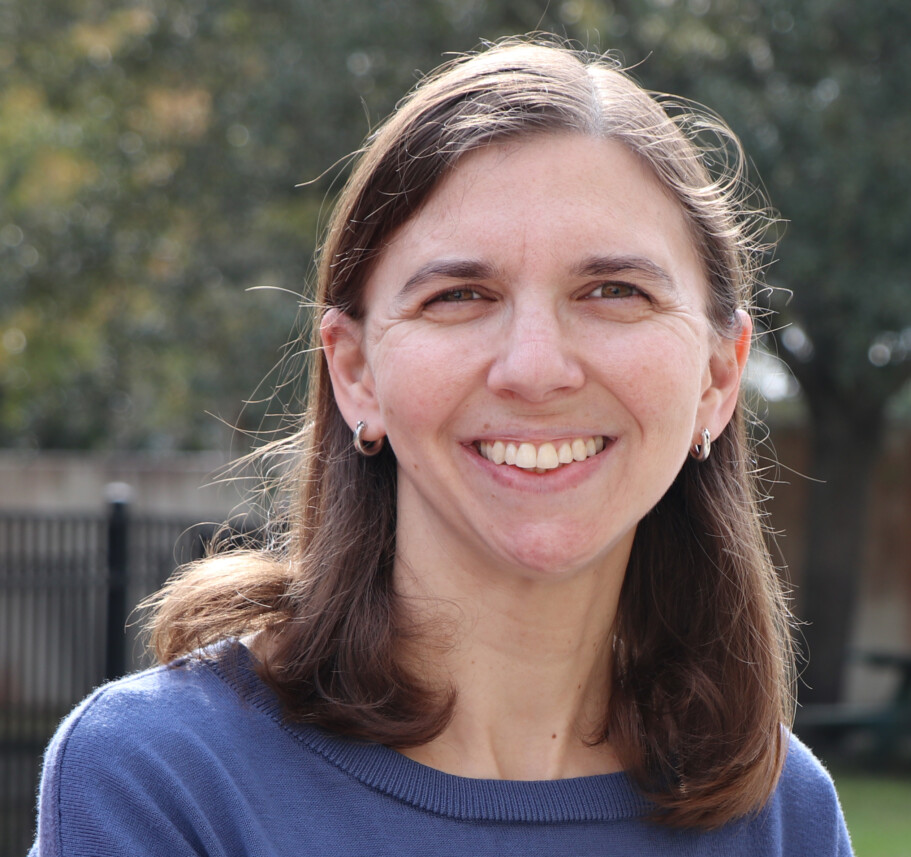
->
<box><xmin>0</xmin><ymin>450</ymin><xmax>241</xmax><ymax>516</ymax></box>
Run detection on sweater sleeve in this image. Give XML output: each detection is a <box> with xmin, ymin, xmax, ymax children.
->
<box><xmin>29</xmin><ymin>682</ymin><xmax>209</xmax><ymax>857</ymax></box>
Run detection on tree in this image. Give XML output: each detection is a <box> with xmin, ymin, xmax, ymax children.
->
<box><xmin>0</xmin><ymin>0</ymin><xmax>556</xmax><ymax>450</ymax></box>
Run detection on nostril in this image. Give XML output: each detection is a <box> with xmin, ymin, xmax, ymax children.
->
<box><xmin>487</xmin><ymin>361</ymin><xmax>585</xmax><ymax>401</ymax></box>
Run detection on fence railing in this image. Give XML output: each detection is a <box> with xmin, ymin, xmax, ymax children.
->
<box><xmin>0</xmin><ymin>501</ymin><xmax>222</xmax><ymax>857</ymax></box>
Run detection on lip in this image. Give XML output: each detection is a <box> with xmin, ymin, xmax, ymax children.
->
<box><xmin>466</xmin><ymin>426</ymin><xmax>611</xmax><ymax>443</ymax></box>
<box><xmin>462</xmin><ymin>436</ymin><xmax>614</xmax><ymax>493</ymax></box>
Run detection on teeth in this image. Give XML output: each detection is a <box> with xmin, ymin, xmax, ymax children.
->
<box><xmin>515</xmin><ymin>443</ymin><xmax>538</xmax><ymax>469</ymax></box>
<box><xmin>536</xmin><ymin>442</ymin><xmax>559</xmax><ymax>470</ymax></box>
<box><xmin>478</xmin><ymin>436</ymin><xmax>606</xmax><ymax>471</ymax></box>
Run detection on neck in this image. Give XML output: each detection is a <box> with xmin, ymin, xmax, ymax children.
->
<box><xmin>395</xmin><ymin>549</ymin><xmax>627</xmax><ymax>780</ymax></box>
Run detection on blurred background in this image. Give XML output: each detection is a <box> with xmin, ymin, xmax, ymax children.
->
<box><xmin>1</xmin><ymin>0</ymin><xmax>909</xmax><ymax>853</ymax></box>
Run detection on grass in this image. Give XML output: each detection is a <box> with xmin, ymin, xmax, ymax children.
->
<box><xmin>832</xmin><ymin>770</ymin><xmax>911</xmax><ymax>857</ymax></box>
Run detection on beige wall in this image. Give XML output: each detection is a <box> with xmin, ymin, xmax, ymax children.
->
<box><xmin>0</xmin><ymin>450</ymin><xmax>242</xmax><ymax>516</ymax></box>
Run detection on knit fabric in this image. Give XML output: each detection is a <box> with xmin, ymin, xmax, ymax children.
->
<box><xmin>30</xmin><ymin>642</ymin><xmax>853</xmax><ymax>856</ymax></box>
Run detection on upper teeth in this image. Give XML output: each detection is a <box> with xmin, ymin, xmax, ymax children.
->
<box><xmin>478</xmin><ymin>436</ymin><xmax>605</xmax><ymax>471</ymax></box>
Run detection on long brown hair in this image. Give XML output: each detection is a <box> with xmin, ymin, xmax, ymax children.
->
<box><xmin>146</xmin><ymin>37</ymin><xmax>793</xmax><ymax>829</ymax></box>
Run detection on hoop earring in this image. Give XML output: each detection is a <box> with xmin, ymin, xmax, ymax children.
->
<box><xmin>690</xmin><ymin>427</ymin><xmax>711</xmax><ymax>462</ymax></box>
<box><xmin>353</xmin><ymin>420</ymin><xmax>383</xmax><ymax>457</ymax></box>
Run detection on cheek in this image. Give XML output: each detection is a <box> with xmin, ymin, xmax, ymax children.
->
<box><xmin>371</xmin><ymin>333</ymin><xmax>473</xmax><ymax>430</ymax></box>
<box><xmin>599</xmin><ymin>328</ymin><xmax>708</xmax><ymax>425</ymax></box>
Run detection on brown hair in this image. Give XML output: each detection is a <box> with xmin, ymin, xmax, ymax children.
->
<box><xmin>146</xmin><ymin>37</ymin><xmax>793</xmax><ymax>829</ymax></box>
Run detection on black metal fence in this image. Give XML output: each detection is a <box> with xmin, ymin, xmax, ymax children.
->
<box><xmin>0</xmin><ymin>502</ymin><xmax>220</xmax><ymax>857</ymax></box>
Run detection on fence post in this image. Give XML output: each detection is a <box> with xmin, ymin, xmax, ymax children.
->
<box><xmin>104</xmin><ymin>483</ymin><xmax>132</xmax><ymax>682</ymax></box>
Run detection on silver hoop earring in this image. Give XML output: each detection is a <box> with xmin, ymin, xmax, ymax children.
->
<box><xmin>690</xmin><ymin>427</ymin><xmax>711</xmax><ymax>462</ymax></box>
<box><xmin>353</xmin><ymin>420</ymin><xmax>383</xmax><ymax>456</ymax></box>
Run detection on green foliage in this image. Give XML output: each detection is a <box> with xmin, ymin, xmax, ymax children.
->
<box><xmin>0</xmin><ymin>0</ymin><xmax>547</xmax><ymax>449</ymax></box>
<box><xmin>2</xmin><ymin>0</ymin><xmax>909</xmax><ymax>449</ymax></box>
<box><xmin>832</xmin><ymin>770</ymin><xmax>911</xmax><ymax>857</ymax></box>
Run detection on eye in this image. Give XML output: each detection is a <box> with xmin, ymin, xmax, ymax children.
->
<box><xmin>429</xmin><ymin>288</ymin><xmax>484</xmax><ymax>303</ymax></box>
<box><xmin>585</xmin><ymin>282</ymin><xmax>644</xmax><ymax>300</ymax></box>
<box><xmin>420</xmin><ymin>286</ymin><xmax>491</xmax><ymax>320</ymax></box>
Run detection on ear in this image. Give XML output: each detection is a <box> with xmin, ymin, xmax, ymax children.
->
<box><xmin>695</xmin><ymin>309</ymin><xmax>752</xmax><ymax>442</ymax></box>
<box><xmin>320</xmin><ymin>308</ymin><xmax>385</xmax><ymax>442</ymax></box>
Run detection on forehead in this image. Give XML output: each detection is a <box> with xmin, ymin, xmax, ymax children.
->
<box><xmin>366</xmin><ymin>133</ymin><xmax>705</xmax><ymax>299</ymax></box>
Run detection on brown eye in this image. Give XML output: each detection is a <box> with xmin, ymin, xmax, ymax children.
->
<box><xmin>589</xmin><ymin>282</ymin><xmax>641</xmax><ymax>299</ymax></box>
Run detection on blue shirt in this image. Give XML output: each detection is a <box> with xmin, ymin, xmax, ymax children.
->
<box><xmin>30</xmin><ymin>642</ymin><xmax>853</xmax><ymax>856</ymax></box>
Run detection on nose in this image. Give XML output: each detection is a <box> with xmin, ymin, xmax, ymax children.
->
<box><xmin>486</xmin><ymin>302</ymin><xmax>585</xmax><ymax>402</ymax></box>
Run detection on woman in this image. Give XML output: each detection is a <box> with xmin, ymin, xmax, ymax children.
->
<box><xmin>31</xmin><ymin>38</ymin><xmax>852</xmax><ymax>855</ymax></box>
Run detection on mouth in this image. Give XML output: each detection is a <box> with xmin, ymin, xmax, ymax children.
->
<box><xmin>475</xmin><ymin>436</ymin><xmax>607</xmax><ymax>474</ymax></box>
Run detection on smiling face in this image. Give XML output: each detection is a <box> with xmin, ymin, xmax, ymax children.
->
<box><xmin>323</xmin><ymin>134</ymin><xmax>748</xmax><ymax>587</ymax></box>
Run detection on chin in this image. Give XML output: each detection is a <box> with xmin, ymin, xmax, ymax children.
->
<box><xmin>488</xmin><ymin>519</ymin><xmax>636</xmax><ymax>580</ymax></box>
<box><xmin>492</xmin><ymin>529</ymin><xmax>631</xmax><ymax>582</ymax></box>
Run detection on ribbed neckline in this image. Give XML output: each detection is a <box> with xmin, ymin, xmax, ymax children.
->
<box><xmin>207</xmin><ymin>642</ymin><xmax>651</xmax><ymax>824</ymax></box>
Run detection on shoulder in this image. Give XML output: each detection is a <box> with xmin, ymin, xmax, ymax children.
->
<box><xmin>776</xmin><ymin>732</ymin><xmax>841</xmax><ymax>807</ymax></box>
<box><xmin>41</xmin><ymin>652</ymin><xmax>241</xmax><ymax>782</ymax></box>
<box><xmin>41</xmin><ymin>642</ymin><xmax>285</xmax><ymax>781</ymax></box>
<box><xmin>755</xmin><ymin>731</ymin><xmax>853</xmax><ymax>856</ymax></box>
<box><xmin>55</xmin><ymin>649</ymin><xmax>242</xmax><ymax>741</ymax></box>
<box><xmin>32</xmin><ymin>644</ymin><xmax>292</xmax><ymax>856</ymax></box>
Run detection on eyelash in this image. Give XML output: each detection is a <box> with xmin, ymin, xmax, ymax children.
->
<box><xmin>424</xmin><ymin>282</ymin><xmax>647</xmax><ymax>307</ymax></box>
<box><xmin>427</xmin><ymin>288</ymin><xmax>484</xmax><ymax>304</ymax></box>
<box><xmin>586</xmin><ymin>282</ymin><xmax>645</xmax><ymax>300</ymax></box>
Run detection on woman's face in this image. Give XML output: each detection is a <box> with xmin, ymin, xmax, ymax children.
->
<box><xmin>324</xmin><ymin>134</ymin><xmax>747</xmax><ymax>583</ymax></box>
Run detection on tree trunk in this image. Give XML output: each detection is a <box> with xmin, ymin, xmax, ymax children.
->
<box><xmin>797</xmin><ymin>397</ymin><xmax>884</xmax><ymax>705</ymax></box>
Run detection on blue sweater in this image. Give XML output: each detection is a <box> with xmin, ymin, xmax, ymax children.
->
<box><xmin>30</xmin><ymin>643</ymin><xmax>853</xmax><ymax>856</ymax></box>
